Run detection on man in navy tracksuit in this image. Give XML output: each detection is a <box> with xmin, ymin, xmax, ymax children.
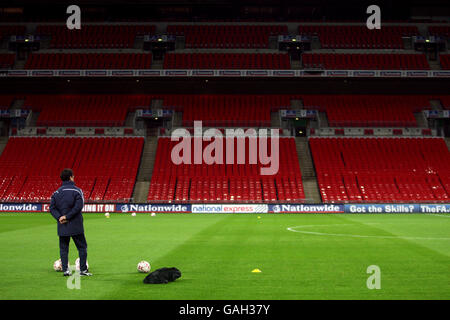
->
<box><xmin>50</xmin><ymin>168</ymin><xmax>92</xmax><ymax>277</ymax></box>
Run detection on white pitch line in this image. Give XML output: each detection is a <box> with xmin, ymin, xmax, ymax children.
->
<box><xmin>286</xmin><ymin>225</ymin><xmax>450</xmax><ymax>241</ymax></box>
<box><xmin>428</xmin><ymin>214</ymin><xmax>450</xmax><ymax>218</ymax></box>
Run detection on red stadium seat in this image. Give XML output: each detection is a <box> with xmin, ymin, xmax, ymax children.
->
<box><xmin>310</xmin><ymin>137</ymin><xmax>450</xmax><ymax>203</ymax></box>
<box><xmin>148</xmin><ymin>137</ymin><xmax>305</xmax><ymax>203</ymax></box>
<box><xmin>0</xmin><ymin>137</ymin><xmax>144</xmax><ymax>202</ymax></box>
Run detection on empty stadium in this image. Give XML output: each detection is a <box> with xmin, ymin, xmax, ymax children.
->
<box><xmin>0</xmin><ymin>0</ymin><xmax>449</xmax><ymax>302</ymax></box>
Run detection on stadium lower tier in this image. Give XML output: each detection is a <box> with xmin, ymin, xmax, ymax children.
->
<box><xmin>302</xmin><ymin>53</ymin><xmax>430</xmax><ymax>70</ymax></box>
<box><xmin>0</xmin><ymin>137</ymin><xmax>144</xmax><ymax>202</ymax></box>
<box><xmin>0</xmin><ymin>54</ymin><xmax>15</xmax><ymax>69</ymax></box>
<box><xmin>148</xmin><ymin>137</ymin><xmax>305</xmax><ymax>203</ymax></box>
<box><xmin>163</xmin><ymin>53</ymin><xmax>291</xmax><ymax>69</ymax></box>
<box><xmin>309</xmin><ymin>137</ymin><xmax>450</xmax><ymax>203</ymax></box>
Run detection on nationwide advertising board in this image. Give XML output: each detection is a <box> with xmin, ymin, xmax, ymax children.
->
<box><xmin>0</xmin><ymin>203</ymin><xmax>449</xmax><ymax>213</ymax></box>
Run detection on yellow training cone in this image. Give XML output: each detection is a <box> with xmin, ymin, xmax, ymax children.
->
<box><xmin>251</xmin><ymin>268</ymin><xmax>262</xmax><ymax>273</ymax></box>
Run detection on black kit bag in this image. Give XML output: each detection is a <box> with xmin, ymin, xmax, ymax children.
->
<box><xmin>143</xmin><ymin>267</ymin><xmax>182</xmax><ymax>284</ymax></box>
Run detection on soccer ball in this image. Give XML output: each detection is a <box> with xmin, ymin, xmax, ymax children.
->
<box><xmin>151</xmin><ymin>213</ymin><xmax>156</xmax><ymax>217</ymax></box>
<box><xmin>105</xmin><ymin>212</ymin><xmax>110</xmax><ymax>218</ymax></box>
<box><xmin>75</xmin><ymin>258</ymin><xmax>89</xmax><ymax>271</ymax></box>
<box><xmin>53</xmin><ymin>259</ymin><xmax>71</xmax><ymax>271</ymax></box>
<box><xmin>137</xmin><ymin>261</ymin><xmax>151</xmax><ymax>273</ymax></box>
<box><xmin>53</xmin><ymin>259</ymin><xmax>63</xmax><ymax>272</ymax></box>
<box><xmin>131</xmin><ymin>212</ymin><xmax>136</xmax><ymax>217</ymax></box>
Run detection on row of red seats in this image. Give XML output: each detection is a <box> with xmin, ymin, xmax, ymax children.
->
<box><xmin>23</xmin><ymin>95</ymin><xmax>141</xmax><ymax>127</ymax></box>
<box><xmin>167</xmin><ymin>25</ymin><xmax>287</xmax><ymax>48</ymax></box>
<box><xmin>439</xmin><ymin>54</ymin><xmax>450</xmax><ymax>70</ymax></box>
<box><xmin>310</xmin><ymin>137</ymin><xmax>450</xmax><ymax>203</ymax></box>
<box><xmin>438</xmin><ymin>96</ymin><xmax>450</xmax><ymax>110</ymax></box>
<box><xmin>148</xmin><ymin>137</ymin><xmax>304</xmax><ymax>203</ymax></box>
<box><xmin>0</xmin><ymin>25</ymin><xmax>25</xmax><ymax>39</ymax></box>
<box><xmin>318</xmin><ymin>35</ymin><xmax>403</xmax><ymax>49</ymax></box>
<box><xmin>300</xmin><ymin>95</ymin><xmax>430</xmax><ymax>127</ymax></box>
<box><xmin>36</xmin><ymin>25</ymin><xmax>155</xmax><ymax>48</ymax></box>
<box><xmin>163</xmin><ymin>53</ymin><xmax>290</xmax><ymax>69</ymax></box>
<box><xmin>0</xmin><ymin>54</ymin><xmax>15</xmax><ymax>69</ymax></box>
<box><xmin>24</xmin><ymin>53</ymin><xmax>152</xmax><ymax>69</ymax></box>
<box><xmin>302</xmin><ymin>53</ymin><xmax>430</xmax><ymax>70</ymax></box>
<box><xmin>298</xmin><ymin>25</ymin><xmax>418</xmax><ymax>49</ymax></box>
<box><xmin>162</xmin><ymin>94</ymin><xmax>291</xmax><ymax>127</ymax></box>
<box><xmin>428</xmin><ymin>26</ymin><xmax>450</xmax><ymax>37</ymax></box>
<box><xmin>0</xmin><ymin>95</ymin><xmax>14</xmax><ymax>110</ymax></box>
<box><xmin>0</xmin><ymin>137</ymin><xmax>144</xmax><ymax>202</ymax></box>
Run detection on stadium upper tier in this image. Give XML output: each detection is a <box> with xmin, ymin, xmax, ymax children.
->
<box><xmin>22</xmin><ymin>94</ymin><xmax>150</xmax><ymax>127</ymax></box>
<box><xmin>167</xmin><ymin>25</ymin><xmax>287</xmax><ymax>48</ymax></box>
<box><xmin>148</xmin><ymin>137</ymin><xmax>305</xmax><ymax>203</ymax></box>
<box><xmin>0</xmin><ymin>22</ymin><xmax>448</xmax><ymax>72</ymax></box>
<box><xmin>3</xmin><ymin>94</ymin><xmax>450</xmax><ymax>128</ymax></box>
<box><xmin>25</xmin><ymin>53</ymin><xmax>153</xmax><ymax>69</ymax></box>
<box><xmin>162</xmin><ymin>94</ymin><xmax>290</xmax><ymax>127</ymax></box>
<box><xmin>298</xmin><ymin>25</ymin><xmax>419</xmax><ymax>49</ymax></box>
<box><xmin>310</xmin><ymin>137</ymin><xmax>450</xmax><ymax>203</ymax></box>
<box><xmin>35</xmin><ymin>25</ymin><xmax>155</xmax><ymax>48</ymax></box>
<box><xmin>0</xmin><ymin>137</ymin><xmax>144</xmax><ymax>202</ymax></box>
<box><xmin>298</xmin><ymin>95</ymin><xmax>431</xmax><ymax>127</ymax></box>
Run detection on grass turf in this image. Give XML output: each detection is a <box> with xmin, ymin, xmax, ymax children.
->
<box><xmin>0</xmin><ymin>213</ymin><xmax>449</xmax><ymax>300</ymax></box>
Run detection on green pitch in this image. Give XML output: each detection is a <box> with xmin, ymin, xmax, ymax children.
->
<box><xmin>0</xmin><ymin>213</ymin><xmax>449</xmax><ymax>300</ymax></box>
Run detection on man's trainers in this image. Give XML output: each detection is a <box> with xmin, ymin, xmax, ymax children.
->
<box><xmin>79</xmin><ymin>270</ymin><xmax>92</xmax><ymax>276</ymax></box>
<box><xmin>63</xmin><ymin>270</ymin><xmax>72</xmax><ymax>277</ymax></box>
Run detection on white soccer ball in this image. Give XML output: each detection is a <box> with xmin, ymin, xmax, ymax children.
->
<box><xmin>131</xmin><ymin>212</ymin><xmax>136</xmax><ymax>217</ymax></box>
<box><xmin>151</xmin><ymin>213</ymin><xmax>156</xmax><ymax>217</ymax></box>
<box><xmin>75</xmin><ymin>258</ymin><xmax>89</xmax><ymax>271</ymax></box>
<box><xmin>137</xmin><ymin>260</ymin><xmax>151</xmax><ymax>273</ymax></box>
<box><xmin>53</xmin><ymin>259</ymin><xmax>63</xmax><ymax>272</ymax></box>
<box><xmin>105</xmin><ymin>212</ymin><xmax>110</xmax><ymax>217</ymax></box>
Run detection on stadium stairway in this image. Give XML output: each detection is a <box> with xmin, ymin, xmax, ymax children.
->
<box><xmin>132</xmin><ymin>136</ymin><xmax>158</xmax><ymax>202</ymax></box>
<box><xmin>430</xmin><ymin>99</ymin><xmax>443</xmax><ymax>110</ymax></box>
<box><xmin>0</xmin><ymin>136</ymin><xmax>8</xmax><ymax>156</ymax></box>
<box><xmin>414</xmin><ymin>112</ymin><xmax>428</xmax><ymax>127</ymax></box>
<box><xmin>295</xmin><ymin>137</ymin><xmax>321</xmax><ymax>203</ymax></box>
<box><xmin>271</xmin><ymin>112</ymin><xmax>281</xmax><ymax>127</ymax></box>
<box><xmin>290</xmin><ymin>59</ymin><xmax>302</xmax><ymax>69</ymax></box>
<box><xmin>27</xmin><ymin>111</ymin><xmax>40</xmax><ymax>127</ymax></box>
<box><xmin>291</xmin><ymin>99</ymin><xmax>303</xmax><ymax>110</ymax></box>
<box><xmin>318</xmin><ymin>112</ymin><xmax>329</xmax><ymax>127</ymax></box>
<box><xmin>10</xmin><ymin>98</ymin><xmax>24</xmax><ymax>110</ymax></box>
<box><xmin>428</xmin><ymin>59</ymin><xmax>441</xmax><ymax>70</ymax></box>
<box><xmin>172</xmin><ymin>112</ymin><xmax>183</xmax><ymax>127</ymax></box>
<box><xmin>151</xmin><ymin>99</ymin><xmax>163</xmax><ymax>110</ymax></box>
<box><xmin>125</xmin><ymin>111</ymin><xmax>136</xmax><ymax>127</ymax></box>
